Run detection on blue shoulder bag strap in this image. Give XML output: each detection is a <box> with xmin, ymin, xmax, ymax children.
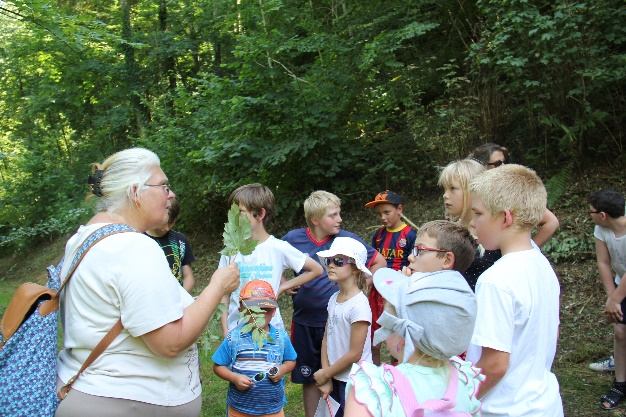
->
<box><xmin>58</xmin><ymin>224</ymin><xmax>136</xmax><ymax>294</ymax></box>
<box><xmin>40</xmin><ymin>224</ymin><xmax>136</xmax><ymax>318</ymax></box>
<box><xmin>53</xmin><ymin>224</ymin><xmax>136</xmax><ymax>400</ymax></box>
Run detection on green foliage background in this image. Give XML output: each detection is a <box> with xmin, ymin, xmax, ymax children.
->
<box><xmin>0</xmin><ymin>0</ymin><xmax>624</xmax><ymax>249</ymax></box>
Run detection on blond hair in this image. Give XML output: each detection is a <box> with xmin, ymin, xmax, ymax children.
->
<box><xmin>437</xmin><ymin>159</ymin><xmax>485</xmax><ymax>222</ymax></box>
<box><xmin>90</xmin><ymin>148</ymin><xmax>161</xmax><ymax>214</ymax></box>
<box><xmin>303</xmin><ymin>191</ymin><xmax>341</xmax><ymax>228</ymax></box>
<box><xmin>355</xmin><ymin>269</ymin><xmax>366</xmax><ymax>292</ymax></box>
<box><xmin>469</xmin><ymin>164</ymin><xmax>546</xmax><ymax>231</ymax></box>
<box><xmin>229</xmin><ymin>183</ymin><xmax>275</xmax><ymax>226</ymax></box>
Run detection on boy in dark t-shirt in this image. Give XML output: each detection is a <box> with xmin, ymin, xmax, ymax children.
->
<box><xmin>282</xmin><ymin>190</ymin><xmax>386</xmax><ymax>417</ymax></box>
<box><xmin>365</xmin><ymin>190</ymin><xmax>416</xmax><ymax>364</ymax></box>
<box><xmin>146</xmin><ymin>197</ymin><xmax>196</xmax><ymax>292</ymax></box>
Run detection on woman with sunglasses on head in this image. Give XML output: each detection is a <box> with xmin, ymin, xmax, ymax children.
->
<box><xmin>468</xmin><ymin>143</ymin><xmax>560</xmax><ymax>247</ymax></box>
<box><xmin>312</xmin><ymin>237</ymin><xmax>373</xmax><ymax>417</ymax></box>
<box><xmin>55</xmin><ymin>148</ymin><xmax>240</xmax><ymax>417</ymax></box>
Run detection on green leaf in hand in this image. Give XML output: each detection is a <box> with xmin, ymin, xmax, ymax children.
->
<box><xmin>220</xmin><ymin>203</ymin><xmax>258</xmax><ymax>258</ymax></box>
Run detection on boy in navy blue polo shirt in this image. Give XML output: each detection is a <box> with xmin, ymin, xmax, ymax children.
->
<box><xmin>282</xmin><ymin>190</ymin><xmax>386</xmax><ymax>417</ymax></box>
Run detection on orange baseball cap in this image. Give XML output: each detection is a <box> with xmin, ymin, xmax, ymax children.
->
<box><xmin>239</xmin><ymin>279</ymin><xmax>279</xmax><ymax>309</ymax></box>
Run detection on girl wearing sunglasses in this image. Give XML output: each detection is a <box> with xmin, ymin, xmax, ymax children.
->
<box><xmin>312</xmin><ymin>237</ymin><xmax>373</xmax><ymax>417</ymax></box>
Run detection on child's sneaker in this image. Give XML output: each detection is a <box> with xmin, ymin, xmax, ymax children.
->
<box><xmin>590</xmin><ymin>356</ymin><xmax>615</xmax><ymax>372</ymax></box>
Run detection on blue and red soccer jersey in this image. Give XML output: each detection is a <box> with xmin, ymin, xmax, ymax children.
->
<box><xmin>371</xmin><ymin>223</ymin><xmax>416</xmax><ymax>270</ymax></box>
<box><xmin>369</xmin><ymin>223</ymin><xmax>416</xmax><ymax>334</ymax></box>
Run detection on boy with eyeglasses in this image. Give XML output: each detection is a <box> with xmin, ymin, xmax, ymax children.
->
<box><xmin>586</xmin><ymin>189</ymin><xmax>626</xmax><ymax>410</ymax></box>
<box><xmin>213</xmin><ymin>280</ymin><xmax>297</xmax><ymax>417</ymax></box>
<box><xmin>399</xmin><ymin>220</ymin><xmax>476</xmax><ymax>277</ymax></box>
<box><xmin>465</xmin><ymin>164</ymin><xmax>563</xmax><ymax>417</ymax></box>
<box><xmin>365</xmin><ymin>190</ymin><xmax>416</xmax><ymax>365</ymax></box>
<box><xmin>281</xmin><ymin>190</ymin><xmax>386</xmax><ymax>417</ymax></box>
<box><xmin>145</xmin><ymin>196</ymin><xmax>196</xmax><ymax>292</ymax></box>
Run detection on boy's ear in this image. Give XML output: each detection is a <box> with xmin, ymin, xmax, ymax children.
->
<box><xmin>310</xmin><ymin>215</ymin><xmax>320</xmax><ymax>226</ymax></box>
<box><xmin>397</xmin><ymin>204</ymin><xmax>403</xmax><ymax>213</ymax></box>
<box><xmin>255</xmin><ymin>207</ymin><xmax>266</xmax><ymax>220</ymax></box>
<box><xmin>503</xmin><ymin>209</ymin><xmax>514</xmax><ymax>228</ymax></box>
<box><xmin>441</xmin><ymin>252</ymin><xmax>455</xmax><ymax>270</ymax></box>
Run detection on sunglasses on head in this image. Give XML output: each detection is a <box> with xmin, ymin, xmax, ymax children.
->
<box><xmin>253</xmin><ymin>366</ymin><xmax>279</xmax><ymax>383</ymax></box>
<box><xmin>322</xmin><ymin>255</ymin><xmax>356</xmax><ymax>268</ymax></box>
<box><xmin>486</xmin><ymin>160</ymin><xmax>505</xmax><ymax>168</ymax></box>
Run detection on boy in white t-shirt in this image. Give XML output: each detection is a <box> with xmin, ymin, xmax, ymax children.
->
<box><xmin>219</xmin><ymin>184</ymin><xmax>323</xmax><ymax>336</ymax></box>
<box><xmin>587</xmin><ymin>189</ymin><xmax>626</xmax><ymax>410</ymax></box>
<box><xmin>465</xmin><ymin>164</ymin><xmax>563</xmax><ymax>417</ymax></box>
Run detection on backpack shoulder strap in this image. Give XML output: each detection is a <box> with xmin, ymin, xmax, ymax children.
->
<box><xmin>419</xmin><ymin>364</ymin><xmax>459</xmax><ymax>414</ymax></box>
<box><xmin>383</xmin><ymin>363</ymin><xmax>459</xmax><ymax>417</ymax></box>
<box><xmin>383</xmin><ymin>364</ymin><xmax>422</xmax><ymax>416</ymax></box>
<box><xmin>54</xmin><ymin>224</ymin><xmax>135</xmax><ymax>399</ymax></box>
<box><xmin>39</xmin><ymin>224</ymin><xmax>135</xmax><ymax>317</ymax></box>
<box><xmin>57</xmin><ymin>318</ymin><xmax>124</xmax><ymax>400</ymax></box>
<box><xmin>57</xmin><ymin>224</ymin><xmax>136</xmax><ymax>294</ymax></box>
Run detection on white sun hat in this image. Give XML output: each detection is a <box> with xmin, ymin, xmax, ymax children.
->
<box><xmin>372</xmin><ymin>268</ymin><xmax>477</xmax><ymax>362</ymax></box>
<box><xmin>317</xmin><ymin>237</ymin><xmax>372</xmax><ymax>279</ymax></box>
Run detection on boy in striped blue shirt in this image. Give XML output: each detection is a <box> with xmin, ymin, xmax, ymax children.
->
<box><xmin>213</xmin><ymin>280</ymin><xmax>297</xmax><ymax>416</ymax></box>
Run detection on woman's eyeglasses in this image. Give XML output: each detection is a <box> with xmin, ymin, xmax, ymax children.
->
<box><xmin>411</xmin><ymin>246</ymin><xmax>448</xmax><ymax>257</ymax></box>
<box><xmin>322</xmin><ymin>256</ymin><xmax>355</xmax><ymax>268</ymax></box>
<box><xmin>486</xmin><ymin>160</ymin><xmax>505</xmax><ymax>168</ymax></box>
<box><xmin>253</xmin><ymin>366</ymin><xmax>279</xmax><ymax>383</ymax></box>
<box><xmin>144</xmin><ymin>183</ymin><xmax>172</xmax><ymax>194</ymax></box>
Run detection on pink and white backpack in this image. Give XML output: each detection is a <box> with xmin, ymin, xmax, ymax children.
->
<box><xmin>382</xmin><ymin>363</ymin><xmax>472</xmax><ymax>417</ymax></box>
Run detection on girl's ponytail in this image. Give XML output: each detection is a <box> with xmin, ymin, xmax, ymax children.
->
<box><xmin>355</xmin><ymin>271</ymin><xmax>367</xmax><ymax>292</ymax></box>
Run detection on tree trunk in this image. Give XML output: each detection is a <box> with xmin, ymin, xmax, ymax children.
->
<box><xmin>120</xmin><ymin>0</ymin><xmax>150</xmax><ymax>137</ymax></box>
<box><xmin>159</xmin><ymin>0</ymin><xmax>177</xmax><ymax>110</ymax></box>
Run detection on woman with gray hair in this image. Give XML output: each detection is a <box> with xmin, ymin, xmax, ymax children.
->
<box><xmin>55</xmin><ymin>148</ymin><xmax>239</xmax><ymax>417</ymax></box>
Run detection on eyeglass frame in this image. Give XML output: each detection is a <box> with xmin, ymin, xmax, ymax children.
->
<box><xmin>253</xmin><ymin>366</ymin><xmax>279</xmax><ymax>383</ymax></box>
<box><xmin>486</xmin><ymin>160</ymin><xmax>505</xmax><ymax>168</ymax></box>
<box><xmin>411</xmin><ymin>245</ymin><xmax>449</xmax><ymax>257</ymax></box>
<box><xmin>144</xmin><ymin>183</ymin><xmax>172</xmax><ymax>194</ymax></box>
<box><xmin>322</xmin><ymin>255</ymin><xmax>356</xmax><ymax>268</ymax></box>
<box><xmin>588</xmin><ymin>210</ymin><xmax>601</xmax><ymax>215</ymax></box>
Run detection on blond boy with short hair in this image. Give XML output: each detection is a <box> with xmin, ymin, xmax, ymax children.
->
<box><xmin>282</xmin><ymin>190</ymin><xmax>386</xmax><ymax>417</ymax></box>
<box><xmin>466</xmin><ymin>164</ymin><xmax>564</xmax><ymax>416</ymax></box>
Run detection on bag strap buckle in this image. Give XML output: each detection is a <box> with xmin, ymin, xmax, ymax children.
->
<box><xmin>57</xmin><ymin>375</ymin><xmax>77</xmax><ymax>400</ymax></box>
